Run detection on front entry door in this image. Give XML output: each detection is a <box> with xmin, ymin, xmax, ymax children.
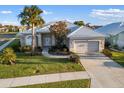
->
<box><xmin>44</xmin><ymin>37</ymin><xmax>51</xmax><ymax>46</ymax></box>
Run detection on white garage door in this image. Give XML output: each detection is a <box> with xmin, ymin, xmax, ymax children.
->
<box><xmin>75</xmin><ymin>41</ymin><xmax>99</xmax><ymax>54</ymax></box>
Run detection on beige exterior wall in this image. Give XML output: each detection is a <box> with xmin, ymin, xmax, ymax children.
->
<box><xmin>20</xmin><ymin>33</ymin><xmax>42</xmax><ymax>47</ymax></box>
<box><xmin>20</xmin><ymin>33</ymin><xmax>56</xmax><ymax>47</ymax></box>
<box><xmin>69</xmin><ymin>37</ymin><xmax>105</xmax><ymax>53</ymax></box>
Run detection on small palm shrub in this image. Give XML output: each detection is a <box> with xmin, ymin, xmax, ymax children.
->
<box><xmin>0</xmin><ymin>48</ymin><xmax>16</xmax><ymax>65</ymax></box>
<box><xmin>69</xmin><ymin>52</ymin><xmax>80</xmax><ymax>64</ymax></box>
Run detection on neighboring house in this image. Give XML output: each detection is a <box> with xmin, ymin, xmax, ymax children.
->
<box><xmin>19</xmin><ymin>26</ymin><xmax>27</xmax><ymax>32</ymax></box>
<box><xmin>0</xmin><ymin>27</ymin><xmax>9</xmax><ymax>32</ymax></box>
<box><xmin>95</xmin><ymin>22</ymin><xmax>124</xmax><ymax>49</ymax></box>
<box><xmin>19</xmin><ymin>20</ymin><xmax>105</xmax><ymax>54</ymax></box>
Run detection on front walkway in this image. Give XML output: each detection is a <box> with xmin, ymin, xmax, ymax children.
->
<box><xmin>0</xmin><ymin>71</ymin><xmax>90</xmax><ymax>88</ymax></box>
<box><xmin>80</xmin><ymin>53</ymin><xmax>124</xmax><ymax>88</ymax></box>
<box><xmin>42</xmin><ymin>47</ymin><xmax>69</xmax><ymax>58</ymax></box>
<box><xmin>0</xmin><ymin>38</ymin><xmax>15</xmax><ymax>51</ymax></box>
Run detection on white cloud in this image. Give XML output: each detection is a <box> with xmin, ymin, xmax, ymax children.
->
<box><xmin>0</xmin><ymin>10</ymin><xmax>12</xmax><ymax>14</ymax></box>
<box><xmin>43</xmin><ymin>10</ymin><xmax>53</xmax><ymax>15</ymax></box>
<box><xmin>90</xmin><ymin>9</ymin><xmax>124</xmax><ymax>23</ymax></box>
<box><xmin>53</xmin><ymin>18</ymin><xmax>77</xmax><ymax>22</ymax></box>
<box><xmin>65</xmin><ymin>19</ymin><xmax>75</xmax><ymax>22</ymax></box>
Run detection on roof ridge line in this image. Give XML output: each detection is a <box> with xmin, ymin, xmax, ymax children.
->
<box><xmin>67</xmin><ymin>26</ymin><xmax>84</xmax><ymax>37</ymax></box>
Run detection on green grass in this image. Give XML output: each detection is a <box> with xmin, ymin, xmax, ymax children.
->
<box><xmin>0</xmin><ymin>32</ymin><xmax>18</xmax><ymax>34</ymax></box>
<box><xmin>16</xmin><ymin>79</ymin><xmax>90</xmax><ymax>88</ymax></box>
<box><xmin>0</xmin><ymin>53</ymin><xmax>85</xmax><ymax>79</ymax></box>
<box><xmin>110</xmin><ymin>50</ymin><xmax>124</xmax><ymax>67</ymax></box>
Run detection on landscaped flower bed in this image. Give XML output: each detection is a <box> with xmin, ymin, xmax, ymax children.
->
<box><xmin>48</xmin><ymin>45</ymin><xmax>70</xmax><ymax>55</ymax></box>
<box><xmin>110</xmin><ymin>50</ymin><xmax>124</xmax><ymax>67</ymax></box>
<box><xmin>103</xmin><ymin>49</ymin><xmax>124</xmax><ymax>67</ymax></box>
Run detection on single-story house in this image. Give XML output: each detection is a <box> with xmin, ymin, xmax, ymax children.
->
<box><xmin>19</xmin><ymin>21</ymin><xmax>105</xmax><ymax>54</ymax></box>
<box><xmin>95</xmin><ymin>22</ymin><xmax>124</xmax><ymax>49</ymax></box>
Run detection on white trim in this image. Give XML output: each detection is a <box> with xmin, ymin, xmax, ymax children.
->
<box><xmin>67</xmin><ymin>26</ymin><xmax>84</xmax><ymax>38</ymax></box>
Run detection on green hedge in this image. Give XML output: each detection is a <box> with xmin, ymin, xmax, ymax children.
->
<box><xmin>7</xmin><ymin>39</ymin><xmax>20</xmax><ymax>52</ymax></box>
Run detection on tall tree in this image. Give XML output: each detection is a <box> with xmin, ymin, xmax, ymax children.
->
<box><xmin>18</xmin><ymin>5</ymin><xmax>45</xmax><ymax>55</ymax></box>
<box><xmin>74</xmin><ymin>21</ymin><xmax>85</xmax><ymax>27</ymax></box>
<box><xmin>49</xmin><ymin>21</ymin><xmax>69</xmax><ymax>47</ymax></box>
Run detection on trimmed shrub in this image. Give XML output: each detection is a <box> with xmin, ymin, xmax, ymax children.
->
<box><xmin>20</xmin><ymin>46</ymin><xmax>32</xmax><ymax>52</ymax></box>
<box><xmin>113</xmin><ymin>44</ymin><xmax>119</xmax><ymax>49</ymax></box>
<box><xmin>0</xmin><ymin>48</ymin><xmax>16</xmax><ymax>65</ymax></box>
<box><xmin>103</xmin><ymin>49</ymin><xmax>112</xmax><ymax>57</ymax></box>
<box><xmin>63</xmin><ymin>48</ymin><xmax>68</xmax><ymax>52</ymax></box>
<box><xmin>49</xmin><ymin>45</ymin><xmax>69</xmax><ymax>55</ymax></box>
<box><xmin>11</xmin><ymin>44</ymin><xmax>20</xmax><ymax>52</ymax></box>
<box><xmin>105</xmin><ymin>41</ymin><xmax>111</xmax><ymax>48</ymax></box>
<box><xmin>8</xmin><ymin>39</ymin><xmax>21</xmax><ymax>52</ymax></box>
<box><xmin>69</xmin><ymin>52</ymin><xmax>80</xmax><ymax>64</ymax></box>
<box><xmin>122</xmin><ymin>46</ymin><xmax>124</xmax><ymax>49</ymax></box>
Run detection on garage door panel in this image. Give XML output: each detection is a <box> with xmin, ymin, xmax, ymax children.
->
<box><xmin>75</xmin><ymin>42</ymin><xmax>88</xmax><ymax>53</ymax></box>
<box><xmin>75</xmin><ymin>41</ymin><xmax>99</xmax><ymax>54</ymax></box>
<box><xmin>88</xmin><ymin>42</ymin><xmax>99</xmax><ymax>52</ymax></box>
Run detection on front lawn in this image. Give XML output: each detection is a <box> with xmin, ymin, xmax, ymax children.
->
<box><xmin>16</xmin><ymin>79</ymin><xmax>90</xmax><ymax>88</ymax></box>
<box><xmin>0</xmin><ymin>53</ymin><xmax>85</xmax><ymax>79</ymax></box>
<box><xmin>110</xmin><ymin>50</ymin><xmax>124</xmax><ymax>67</ymax></box>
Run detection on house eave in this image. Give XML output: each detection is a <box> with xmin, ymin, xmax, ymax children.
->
<box><xmin>68</xmin><ymin>36</ymin><xmax>105</xmax><ymax>39</ymax></box>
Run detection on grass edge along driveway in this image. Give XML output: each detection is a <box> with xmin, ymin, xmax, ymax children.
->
<box><xmin>110</xmin><ymin>50</ymin><xmax>124</xmax><ymax>67</ymax></box>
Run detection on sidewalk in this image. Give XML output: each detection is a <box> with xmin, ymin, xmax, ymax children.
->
<box><xmin>0</xmin><ymin>38</ymin><xmax>15</xmax><ymax>51</ymax></box>
<box><xmin>0</xmin><ymin>71</ymin><xmax>90</xmax><ymax>88</ymax></box>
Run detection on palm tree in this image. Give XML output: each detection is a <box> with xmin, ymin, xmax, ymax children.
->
<box><xmin>18</xmin><ymin>5</ymin><xmax>45</xmax><ymax>55</ymax></box>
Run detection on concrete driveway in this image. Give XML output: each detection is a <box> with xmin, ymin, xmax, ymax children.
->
<box><xmin>80</xmin><ymin>53</ymin><xmax>124</xmax><ymax>88</ymax></box>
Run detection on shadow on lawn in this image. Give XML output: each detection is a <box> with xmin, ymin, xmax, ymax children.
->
<box><xmin>103</xmin><ymin>61</ymin><xmax>123</xmax><ymax>68</ymax></box>
<box><xmin>16</xmin><ymin>59</ymin><xmax>70</xmax><ymax>65</ymax></box>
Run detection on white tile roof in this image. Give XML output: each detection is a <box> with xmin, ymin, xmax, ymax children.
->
<box><xmin>95</xmin><ymin>22</ymin><xmax>124</xmax><ymax>36</ymax></box>
<box><xmin>67</xmin><ymin>26</ymin><xmax>105</xmax><ymax>38</ymax></box>
<box><xmin>20</xmin><ymin>20</ymin><xmax>79</xmax><ymax>34</ymax></box>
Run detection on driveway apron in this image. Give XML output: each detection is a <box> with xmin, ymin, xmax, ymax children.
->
<box><xmin>80</xmin><ymin>54</ymin><xmax>124</xmax><ymax>88</ymax></box>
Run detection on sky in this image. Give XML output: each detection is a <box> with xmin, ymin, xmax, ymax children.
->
<box><xmin>0</xmin><ymin>5</ymin><xmax>124</xmax><ymax>26</ymax></box>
